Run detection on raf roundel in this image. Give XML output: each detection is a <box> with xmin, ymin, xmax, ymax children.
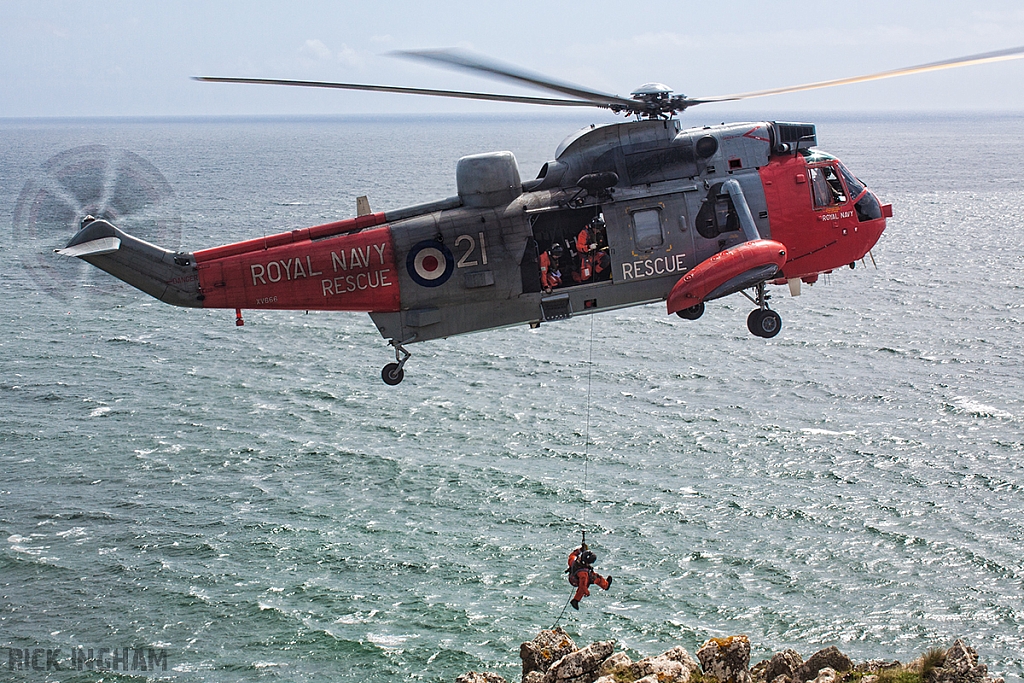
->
<box><xmin>407</xmin><ymin>240</ymin><xmax>455</xmax><ymax>287</ymax></box>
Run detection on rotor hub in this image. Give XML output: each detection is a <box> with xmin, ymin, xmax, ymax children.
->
<box><xmin>630</xmin><ymin>82</ymin><xmax>673</xmax><ymax>98</ymax></box>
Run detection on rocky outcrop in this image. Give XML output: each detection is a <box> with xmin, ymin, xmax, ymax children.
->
<box><xmin>792</xmin><ymin>647</ymin><xmax>854</xmax><ymax>683</ymax></box>
<box><xmin>456</xmin><ymin>673</ymin><xmax>509</xmax><ymax>683</ymax></box>
<box><xmin>547</xmin><ymin>640</ymin><xmax>615</xmax><ymax>683</ymax></box>
<box><xmin>928</xmin><ymin>640</ymin><xmax>1003</xmax><ymax>683</ymax></box>
<box><xmin>592</xmin><ymin>645</ymin><xmax>699</xmax><ymax>683</ymax></box>
<box><xmin>762</xmin><ymin>648</ymin><xmax>803</xmax><ymax>683</ymax></box>
<box><xmin>698</xmin><ymin>635</ymin><xmax>752</xmax><ymax>683</ymax></box>
<box><xmin>856</xmin><ymin>660</ymin><xmax>904</xmax><ymax>674</ymax></box>
<box><xmin>461</xmin><ymin>631</ymin><xmax>1004</xmax><ymax>683</ymax></box>
<box><xmin>521</xmin><ymin>629</ymin><xmax>578</xmax><ymax>680</ymax></box>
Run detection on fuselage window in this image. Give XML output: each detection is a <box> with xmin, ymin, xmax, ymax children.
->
<box><xmin>808</xmin><ymin>165</ymin><xmax>848</xmax><ymax>208</ymax></box>
<box><xmin>632</xmin><ymin>209</ymin><xmax>663</xmax><ymax>250</ymax></box>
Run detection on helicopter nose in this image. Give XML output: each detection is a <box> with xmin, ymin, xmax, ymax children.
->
<box><xmin>869</xmin><ymin>196</ymin><xmax>892</xmax><ymax>246</ymax></box>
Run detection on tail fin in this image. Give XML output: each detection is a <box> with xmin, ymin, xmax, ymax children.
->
<box><xmin>56</xmin><ymin>217</ymin><xmax>202</xmax><ymax>308</ymax></box>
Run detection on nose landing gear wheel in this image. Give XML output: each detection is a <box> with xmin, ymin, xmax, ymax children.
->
<box><xmin>381</xmin><ymin>363</ymin><xmax>405</xmax><ymax>385</ymax></box>
<box><xmin>676</xmin><ymin>302</ymin><xmax>705</xmax><ymax>320</ymax></box>
<box><xmin>747</xmin><ymin>309</ymin><xmax>782</xmax><ymax>338</ymax></box>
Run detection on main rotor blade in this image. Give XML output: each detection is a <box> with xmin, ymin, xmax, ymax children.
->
<box><xmin>393</xmin><ymin>49</ymin><xmax>639</xmax><ymax>109</ymax></box>
<box><xmin>691</xmin><ymin>44</ymin><xmax>1024</xmax><ymax>104</ymax></box>
<box><xmin>193</xmin><ymin>76</ymin><xmax>609</xmax><ymax>109</ymax></box>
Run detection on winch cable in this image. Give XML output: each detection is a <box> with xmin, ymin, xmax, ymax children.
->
<box><xmin>551</xmin><ymin>315</ymin><xmax>596</xmax><ymax>629</ymax></box>
<box><xmin>582</xmin><ymin>313</ymin><xmax>594</xmax><ymax>536</ymax></box>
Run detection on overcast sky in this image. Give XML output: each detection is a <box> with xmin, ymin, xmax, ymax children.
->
<box><xmin>3</xmin><ymin>1</ymin><xmax>1024</xmax><ymax>119</ymax></box>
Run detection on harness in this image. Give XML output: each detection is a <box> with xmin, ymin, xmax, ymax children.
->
<box><xmin>566</xmin><ymin>549</ymin><xmax>594</xmax><ymax>587</ymax></box>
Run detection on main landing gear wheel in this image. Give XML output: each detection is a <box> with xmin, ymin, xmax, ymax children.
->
<box><xmin>747</xmin><ymin>309</ymin><xmax>782</xmax><ymax>338</ymax></box>
<box><xmin>381</xmin><ymin>340</ymin><xmax>412</xmax><ymax>386</ymax></box>
<box><xmin>381</xmin><ymin>363</ymin><xmax>405</xmax><ymax>385</ymax></box>
<box><xmin>676</xmin><ymin>302</ymin><xmax>705</xmax><ymax>320</ymax></box>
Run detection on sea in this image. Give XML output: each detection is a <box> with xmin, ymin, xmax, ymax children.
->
<box><xmin>1</xmin><ymin>111</ymin><xmax>1023</xmax><ymax>682</ymax></box>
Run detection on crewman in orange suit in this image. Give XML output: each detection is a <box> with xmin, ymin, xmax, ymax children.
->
<box><xmin>566</xmin><ymin>544</ymin><xmax>612</xmax><ymax>610</ymax></box>
<box><xmin>575</xmin><ymin>223</ymin><xmax>597</xmax><ymax>283</ymax></box>
<box><xmin>540</xmin><ymin>243</ymin><xmax>564</xmax><ymax>292</ymax></box>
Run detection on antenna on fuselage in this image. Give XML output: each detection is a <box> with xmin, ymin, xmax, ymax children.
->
<box><xmin>356</xmin><ymin>196</ymin><xmax>372</xmax><ymax>217</ymax></box>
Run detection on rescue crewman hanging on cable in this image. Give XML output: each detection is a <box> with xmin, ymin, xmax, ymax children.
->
<box><xmin>566</xmin><ymin>543</ymin><xmax>612</xmax><ymax>610</ymax></box>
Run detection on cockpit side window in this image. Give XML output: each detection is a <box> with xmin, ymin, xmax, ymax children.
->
<box><xmin>808</xmin><ymin>165</ymin><xmax>848</xmax><ymax>208</ymax></box>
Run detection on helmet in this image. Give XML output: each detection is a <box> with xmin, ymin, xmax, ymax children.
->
<box><xmin>581</xmin><ymin>550</ymin><xmax>597</xmax><ymax>565</ymax></box>
<box><xmin>549</xmin><ymin>243</ymin><xmax>564</xmax><ymax>258</ymax></box>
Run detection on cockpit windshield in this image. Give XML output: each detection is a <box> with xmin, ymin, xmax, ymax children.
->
<box><xmin>800</xmin><ymin>149</ymin><xmax>837</xmax><ymax>164</ymax></box>
<box><xmin>838</xmin><ymin>163</ymin><xmax>866</xmax><ymax>199</ymax></box>
<box><xmin>801</xmin><ymin>150</ymin><xmax>882</xmax><ymax>223</ymax></box>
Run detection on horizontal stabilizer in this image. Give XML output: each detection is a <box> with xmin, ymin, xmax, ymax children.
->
<box><xmin>55</xmin><ymin>236</ymin><xmax>121</xmax><ymax>258</ymax></box>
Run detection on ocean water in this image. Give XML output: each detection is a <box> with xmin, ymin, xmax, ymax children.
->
<box><xmin>2</xmin><ymin>112</ymin><xmax>1023</xmax><ymax>682</ymax></box>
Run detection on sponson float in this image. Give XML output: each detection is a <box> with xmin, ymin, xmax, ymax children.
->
<box><xmin>59</xmin><ymin>47</ymin><xmax>1024</xmax><ymax>384</ymax></box>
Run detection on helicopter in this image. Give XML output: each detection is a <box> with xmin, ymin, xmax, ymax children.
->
<box><xmin>56</xmin><ymin>46</ymin><xmax>1024</xmax><ymax>384</ymax></box>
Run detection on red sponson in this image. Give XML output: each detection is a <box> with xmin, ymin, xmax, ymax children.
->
<box><xmin>666</xmin><ymin>239</ymin><xmax>787</xmax><ymax>314</ymax></box>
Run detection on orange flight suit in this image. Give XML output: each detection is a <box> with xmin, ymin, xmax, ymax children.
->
<box><xmin>540</xmin><ymin>250</ymin><xmax>561</xmax><ymax>290</ymax></box>
<box><xmin>567</xmin><ymin>547</ymin><xmax>610</xmax><ymax>603</ymax></box>
<box><xmin>575</xmin><ymin>227</ymin><xmax>594</xmax><ymax>282</ymax></box>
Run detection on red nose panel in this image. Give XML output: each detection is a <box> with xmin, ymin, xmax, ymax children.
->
<box><xmin>759</xmin><ymin>155</ymin><xmax>887</xmax><ymax>279</ymax></box>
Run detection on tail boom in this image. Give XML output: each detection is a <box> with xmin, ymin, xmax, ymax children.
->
<box><xmin>58</xmin><ymin>212</ymin><xmax>402</xmax><ymax>314</ymax></box>
<box><xmin>57</xmin><ymin>218</ymin><xmax>201</xmax><ymax>307</ymax></box>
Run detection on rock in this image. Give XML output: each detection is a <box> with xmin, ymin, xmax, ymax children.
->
<box><xmin>809</xmin><ymin>667</ymin><xmax>837</xmax><ymax>683</ymax></box>
<box><xmin>597</xmin><ymin>652</ymin><xmax>633</xmax><ymax>677</ymax></box>
<box><xmin>793</xmin><ymin>647</ymin><xmax>852</xmax><ymax>683</ymax></box>
<box><xmin>455</xmin><ymin>673</ymin><xmax>508</xmax><ymax>683</ymax></box>
<box><xmin>662</xmin><ymin>646</ymin><xmax>701</xmax><ymax>669</ymax></box>
<box><xmin>549</xmin><ymin>640</ymin><xmax>615</xmax><ymax>683</ymax></box>
<box><xmin>750</xmin><ymin>659</ymin><xmax>770</xmax><ymax>683</ymax></box>
<box><xmin>857</xmin><ymin>660</ymin><xmax>902</xmax><ymax>674</ymax></box>
<box><xmin>929</xmin><ymin>640</ymin><xmax>992</xmax><ymax>683</ymax></box>
<box><xmin>595</xmin><ymin>645</ymin><xmax>698</xmax><ymax>683</ymax></box>
<box><xmin>632</xmin><ymin>646</ymin><xmax>700</xmax><ymax>683</ymax></box>
<box><xmin>474</xmin><ymin>631</ymin><xmax>1001</xmax><ymax>683</ymax></box>
<box><xmin>521</xmin><ymin>628</ymin><xmax>578</xmax><ymax>679</ymax></box>
<box><xmin>764</xmin><ymin>649</ymin><xmax>804</xmax><ymax>683</ymax></box>
<box><xmin>698</xmin><ymin>635</ymin><xmax>752</xmax><ymax>683</ymax></box>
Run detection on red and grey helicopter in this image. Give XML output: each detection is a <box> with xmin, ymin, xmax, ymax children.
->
<box><xmin>57</xmin><ymin>46</ymin><xmax>1024</xmax><ymax>384</ymax></box>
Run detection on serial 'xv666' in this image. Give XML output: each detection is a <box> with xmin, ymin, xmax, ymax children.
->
<box><xmin>57</xmin><ymin>46</ymin><xmax>1024</xmax><ymax>384</ymax></box>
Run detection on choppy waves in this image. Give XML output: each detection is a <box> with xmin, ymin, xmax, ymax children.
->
<box><xmin>2</xmin><ymin>114</ymin><xmax>1024</xmax><ymax>681</ymax></box>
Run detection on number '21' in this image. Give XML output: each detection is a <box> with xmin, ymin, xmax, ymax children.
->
<box><xmin>455</xmin><ymin>232</ymin><xmax>488</xmax><ymax>268</ymax></box>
